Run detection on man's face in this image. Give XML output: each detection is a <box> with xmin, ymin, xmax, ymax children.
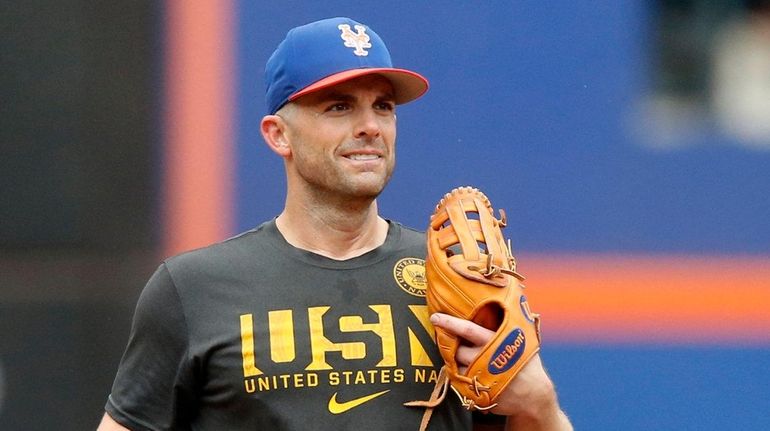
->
<box><xmin>279</xmin><ymin>75</ymin><xmax>397</xmax><ymax>201</ymax></box>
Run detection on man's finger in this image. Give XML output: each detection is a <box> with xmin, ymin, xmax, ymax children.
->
<box><xmin>456</xmin><ymin>344</ymin><xmax>481</xmax><ymax>366</ymax></box>
<box><xmin>430</xmin><ymin>313</ymin><xmax>494</xmax><ymax>346</ymax></box>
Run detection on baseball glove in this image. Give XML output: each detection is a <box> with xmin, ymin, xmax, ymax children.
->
<box><xmin>405</xmin><ymin>187</ymin><xmax>541</xmax><ymax>430</ymax></box>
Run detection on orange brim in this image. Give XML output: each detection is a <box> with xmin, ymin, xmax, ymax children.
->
<box><xmin>288</xmin><ymin>68</ymin><xmax>429</xmax><ymax>105</ymax></box>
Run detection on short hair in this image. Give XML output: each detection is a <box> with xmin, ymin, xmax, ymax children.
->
<box><xmin>274</xmin><ymin>102</ymin><xmax>297</xmax><ymax>122</ymax></box>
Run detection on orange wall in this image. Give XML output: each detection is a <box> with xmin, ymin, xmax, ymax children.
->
<box><xmin>163</xmin><ymin>0</ymin><xmax>235</xmax><ymax>257</ymax></box>
<box><xmin>523</xmin><ymin>253</ymin><xmax>770</xmax><ymax>344</ymax></box>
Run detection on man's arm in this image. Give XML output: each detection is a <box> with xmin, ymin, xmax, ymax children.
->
<box><xmin>498</xmin><ymin>356</ymin><xmax>573</xmax><ymax>431</ymax></box>
<box><xmin>430</xmin><ymin>313</ymin><xmax>573</xmax><ymax>431</ymax></box>
<box><xmin>96</xmin><ymin>413</ymin><xmax>130</xmax><ymax>431</ymax></box>
<box><xmin>99</xmin><ymin>264</ymin><xmax>194</xmax><ymax>430</ymax></box>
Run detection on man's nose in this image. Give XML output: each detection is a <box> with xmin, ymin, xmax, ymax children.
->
<box><xmin>353</xmin><ymin>108</ymin><xmax>383</xmax><ymax>139</ymax></box>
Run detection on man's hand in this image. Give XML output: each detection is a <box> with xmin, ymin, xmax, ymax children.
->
<box><xmin>96</xmin><ymin>413</ymin><xmax>130</xmax><ymax>431</ymax></box>
<box><xmin>430</xmin><ymin>313</ymin><xmax>573</xmax><ymax>431</ymax></box>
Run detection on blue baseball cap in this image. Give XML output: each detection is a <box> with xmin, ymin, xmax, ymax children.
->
<box><xmin>265</xmin><ymin>17</ymin><xmax>429</xmax><ymax>114</ymax></box>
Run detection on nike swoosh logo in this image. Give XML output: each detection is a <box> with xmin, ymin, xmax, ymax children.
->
<box><xmin>328</xmin><ymin>390</ymin><xmax>390</xmax><ymax>414</ymax></box>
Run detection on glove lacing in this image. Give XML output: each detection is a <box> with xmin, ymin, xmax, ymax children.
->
<box><xmin>403</xmin><ymin>366</ymin><xmax>450</xmax><ymax>431</ymax></box>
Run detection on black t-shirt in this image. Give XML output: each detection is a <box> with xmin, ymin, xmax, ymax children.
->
<box><xmin>105</xmin><ymin>220</ymin><xmax>472</xmax><ymax>430</ymax></box>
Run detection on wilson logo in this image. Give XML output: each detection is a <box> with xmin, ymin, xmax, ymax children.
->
<box><xmin>488</xmin><ymin>329</ymin><xmax>526</xmax><ymax>374</ymax></box>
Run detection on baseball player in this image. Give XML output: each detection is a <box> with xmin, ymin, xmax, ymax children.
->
<box><xmin>97</xmin><ymin>17</ymin><xmax>571</xmax><ymax>430</ymax></box>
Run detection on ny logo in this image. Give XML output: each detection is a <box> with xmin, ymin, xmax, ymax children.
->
<box><xmin>338</xmin><ymin>24</ymin><xmax>372</xmax><ymax>56</ymax></box>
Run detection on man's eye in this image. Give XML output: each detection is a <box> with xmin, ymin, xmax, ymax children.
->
<box><xmin>376</xmin><ymin>101</ymin><xmax>395</xmax><ymax>112</ymax></box>
<box><xmin>326</xmin><ymin>103</ymin><xmax>350</xmax><ymax>112</ymax></box>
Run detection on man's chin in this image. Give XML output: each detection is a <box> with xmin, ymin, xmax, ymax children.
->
<box><xmin>343</xmin><ymin>179</ymin><xmax>390</xmax><ymax>200</ymax></box>
<box><xmin>348</xmin><ymin>171</ymin><xmax>391</xmax><ymax>193</ymax></box>
<box><xmin>348</xmin><ymin>185</ymin><xmax>386</xmax><ymax>200</ymax></box>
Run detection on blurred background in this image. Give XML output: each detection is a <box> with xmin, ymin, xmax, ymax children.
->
<box><xmin>1</xmin><ymin>1</ymin><xmax>769</xmax><ymax>429</ymax></box>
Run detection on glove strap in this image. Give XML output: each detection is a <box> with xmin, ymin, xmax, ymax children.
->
<box><xmin>403</xmin><ymin>366</ymin><xmax>449</xmax><ymax>431</ymax></box>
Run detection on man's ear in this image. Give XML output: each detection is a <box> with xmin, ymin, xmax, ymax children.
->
<box><xmin>260</xmin><ymin>115</ymin><xmax>291</xmax><ymax>157</ymax></box>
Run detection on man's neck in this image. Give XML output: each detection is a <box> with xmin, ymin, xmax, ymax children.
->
<box><xmin>275</xmin><ymin>198</ymin><xmax>389</xmax><ymax>261</ymax></box>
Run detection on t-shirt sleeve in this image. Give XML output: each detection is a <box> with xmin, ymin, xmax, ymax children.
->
<box><xmin>105</xmin><ymin>263</ymin><xmax>195</xmax><ymax>430</ymax></box>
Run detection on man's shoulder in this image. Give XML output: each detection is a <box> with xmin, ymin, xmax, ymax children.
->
<box><xmin>399</xmin><ymin>224</ymin><xmax>425</xmax><ymax>242</ymax></box>
<box><xmin>164</xmin><ymin>221</ymin><xmax>274</xmax><ymax>274</ymax></box>
<box><xmin>389</xmin><ymin>220</ymin><xmax>426</xmax><ymax>250</ymax></box>
<box><xmin>395</xmin><ymin>221</ymin><xmax>425</xmax><ymax>237</ymax></box>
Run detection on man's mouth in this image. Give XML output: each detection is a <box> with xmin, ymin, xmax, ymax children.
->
<box><xmin>345</xmin><ymin>154</ymin><xmax>381</xmax><ymax>161</ymax></box>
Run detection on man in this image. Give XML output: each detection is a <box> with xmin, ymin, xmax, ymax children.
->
<box><xmin>98</xmin><ymin>17</ymin><xmax>572</xmax><ymax>430</ymax></box>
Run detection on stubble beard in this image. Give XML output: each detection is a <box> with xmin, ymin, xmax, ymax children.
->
<box><xmin>294</xmin><ymin>150</ymin><xmax>395</xmax><ymax>209</ymax></box>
